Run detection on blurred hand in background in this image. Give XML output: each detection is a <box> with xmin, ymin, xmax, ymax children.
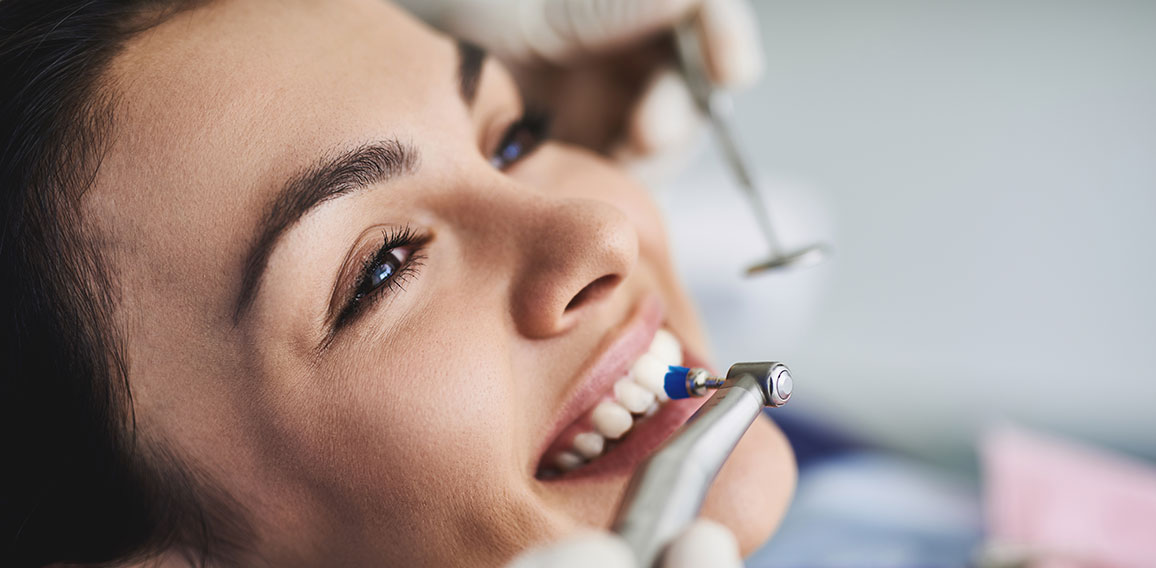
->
<box><xmin>399</xmin><ymin>0</ymin><xmax>763</xmax><ymax>167</ymax></box>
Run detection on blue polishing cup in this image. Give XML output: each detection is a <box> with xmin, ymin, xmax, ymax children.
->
<box><xmin>664</xmin><ymin>366</ymin><xmax>691</xmax><ymax>400</ymax></box>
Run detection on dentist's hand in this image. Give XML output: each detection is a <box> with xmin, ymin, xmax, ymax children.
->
<box><xmin>505</xmin><ymin>519</ymin><xmax>744</xmax><ymax>568</ymax></box>
<box><xmin>400</xmin><ymin>0</ymin><xmax>763</xmax><ymax>167</ymax></box>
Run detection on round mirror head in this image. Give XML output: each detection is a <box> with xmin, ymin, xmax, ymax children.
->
<box><xmin>745</xmin><ymin>243</ymin><xmax>829</xmax><ymax>276</ymax></box>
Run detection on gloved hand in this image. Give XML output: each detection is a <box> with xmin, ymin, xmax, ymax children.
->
<box><xmin>398</xmin><ymin>0</ymin><xmax>763</xmax><ymax>171</ymax></box>
<box><xmin>504</xmin><ymin>519</ymin><xmax>744</xmax><ymax>568</ymax></box>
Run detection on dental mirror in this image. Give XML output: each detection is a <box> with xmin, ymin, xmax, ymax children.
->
<box><xmin>673</xmin><ymin>18</ymin><xmax>830</xmax><ymax>276</ymax></box>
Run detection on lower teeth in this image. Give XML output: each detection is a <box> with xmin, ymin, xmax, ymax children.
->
<box><xmin>541</xmin><ymin>403</ymin><xmax>664</xmax><ymax>477</ymax></box>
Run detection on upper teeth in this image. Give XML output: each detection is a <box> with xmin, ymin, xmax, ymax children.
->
<box><xmin>550</xmin><ymin>328</ymin><xmax>684</xmax><ymax>473</ymax></box>
<box><xmin>613</xmin><ymin>379</ymin><xmax>655</xmax><ymax>414</ymax></box>
<box><xmin>648</xmin><ymin>329</ymin><xmax>682</xmax><ymax>371</ymax></box>
<box><xmin>629</xmin><ymin>353</ymin><xmax>671</xmax><ymax>402</ymax></box>
<box><xmin>591</xmin><ymin>401</ymin><xmax>633</xmax><ymax>439</ymax></box>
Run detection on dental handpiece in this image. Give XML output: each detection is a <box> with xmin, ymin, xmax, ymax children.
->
<box><xmin>611</xmin><ymin>361</ymin><xmax>793</xmax><ymax>567</ymax></box>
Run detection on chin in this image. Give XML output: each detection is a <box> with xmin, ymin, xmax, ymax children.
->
<box><xmin>700</xmin><ymin>414</ymin><xmax>797</xmax><ymax>555</ymax></box>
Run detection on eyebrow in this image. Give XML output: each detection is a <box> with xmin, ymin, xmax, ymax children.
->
<box><xmin>457</xmin><ymin>40</ymin><xmax>486</xmax><ymax>105</ymax></box>
<box><xmin>233</xmin><ymin>40</ymin><xmax>483</xmax><ymax>324</ymax></box>
<box><xmin>233</xmin><ymin>140</ymin><xmax>419</xmax><ymax>323</ymax></box>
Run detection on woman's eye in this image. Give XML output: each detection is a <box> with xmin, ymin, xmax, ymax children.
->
<box><xmin>360</xmin><ymin>248</ymin><xmax>410</xmax><ymax>298</ymax></box>
<box><xmin>355</xmin><ymin>247</ymin><xmax>411</xmax><ymax>302</ymax></box>
<box><xmin>333</xmin><ymin>226</ymin><xmax>430</xmax><ymax>330</ymax></box>
<box><xmin>490</xmin><ymin>109</ymin><xmax>551</xmax><ymax>170</ymax></box>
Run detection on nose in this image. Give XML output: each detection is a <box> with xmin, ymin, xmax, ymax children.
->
<box><xmin>510</xmin><ymin>198</ymin><xmax>639</xmax><ymax>338</ymax></box>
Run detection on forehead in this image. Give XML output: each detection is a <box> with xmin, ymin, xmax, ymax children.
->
<box><xmin>102</xmin><ymin>0</ymin><xmax>450</xmax><ymax>194</ymax></box>
<box><xmin>94</xmin><ymin>0</ymin><xmax>455</xmax><ymax>203</ymax></box>
<box><xmin>88</xmin><ymin>0</ymin><xmax>457</xmax><ymax>314</ymax></box>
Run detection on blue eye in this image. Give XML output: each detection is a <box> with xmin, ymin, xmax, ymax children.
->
<box><xmin>334</xmin><ymin>226</ymin><xmax>430</xmax><ymax>329</ymax></box>
<box><xmin>355</xmin><ymin>247</ymin><xmax>410</xmax><ymax>302</ymax></box>
<box><xmin>499</xmin><ymin>142</ymin><xmax>523</xmax><ymax>164</ymax></box>
<box><xmin>490</xmin><ymin>109</ymin><xmax>551</xmax><ymax>170</ymax></box>
<box><xmin>367</xmin><ymin>250</ymin><xmax>404</xmax><ymax>290</ymax></box>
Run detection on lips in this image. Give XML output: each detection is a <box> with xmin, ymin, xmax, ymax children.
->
<box><xmin>533</xmin><ymin>296</ymin><xmax>711</xmax><ymax>481</ymax></box>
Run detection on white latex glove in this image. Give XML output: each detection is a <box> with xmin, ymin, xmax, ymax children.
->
<box><xmin>397</xmin><ymin>0</ymin><xmax>763</xmax><ymax>163</ymax></box>
<box><xmin>504</xmin><ymin>519</ymin><xmax>744</xmax><ymax>568</ymax></box>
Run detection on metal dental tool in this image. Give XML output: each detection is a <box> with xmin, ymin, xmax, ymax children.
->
<box><xmin>611</xmin><ymin>361</ymin><xmax>794</xmax><ymax>567</ymax></box>
<box><xmin>674</xmin><ymin>20</ymin><xmax>829</xmax><ymax>276</ymax></box>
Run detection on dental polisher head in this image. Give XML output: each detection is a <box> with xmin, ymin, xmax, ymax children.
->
<box><xmin>727</xmin><ymin>361</ymin><xmax>792</xmax><ymax>407</ymax></box>
<box><xmin>664</xmin><ymin>362</ymin><xmax>793</xmax><ymax>407</ymax></box>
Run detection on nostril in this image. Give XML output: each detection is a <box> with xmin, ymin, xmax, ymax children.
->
<box><xmin>565</xmin><ymin>274</ymin><xmax>621</xmax><ymax>312</ymax></box>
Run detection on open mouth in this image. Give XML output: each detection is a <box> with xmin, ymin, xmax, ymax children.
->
<box><xmin>535</xmin><ymin>324</ymin><xmax>688</xmax><ymax>480</ymax></box>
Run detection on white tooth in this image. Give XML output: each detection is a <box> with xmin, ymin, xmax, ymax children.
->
<box><xmin>650</xmin><ymin>328</ymin><xmax>683</xmax><ymax>367</ymax></box>
<box><xmin>591</xmin><ymin>401</ymin><xmax>633</xmax><ymax>439</ymax></box>
<box><xmin>630</xmin><ymin>353</ymin><xmax>671</xmax><ymax>401</ymax></box>
<box><xmin>644</xmin><ymin>401</ymin><xmax>661</xmax><ymax>417</ymax></box>
<box><xmin>572</xmin><ymin>432</ymin><xmax>605</xmax><ymax>459</ymax></box>
<box><xmin>614</xmin><ymin>378</ymin><xmax>657</xmax><ymax>414</ymax></box>
<box><xmin>554</xmin><ymin>451</ymin><xmax>584</xmax><ymax>472</ymax></box>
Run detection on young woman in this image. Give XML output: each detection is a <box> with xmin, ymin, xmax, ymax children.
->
<box><xmin>0</xmin><ymin>0</ymin><xmax>794</xmax><ymax>565</ymax></box>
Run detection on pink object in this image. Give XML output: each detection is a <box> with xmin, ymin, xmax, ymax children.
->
<box><xmin>982</xmin><ymin>425</ymin><xmax>1156</xmax><ymax>568</ymax></box>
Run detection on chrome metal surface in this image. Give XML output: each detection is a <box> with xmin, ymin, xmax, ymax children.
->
<box><xmin>685</xmin><ymin>367</ymin><xmax>725</xmax><ymax>397</ymax></box>
<box><xmin>744</xmin><ymin>243</ymin><xmax>829</xmax><ymax>276</ymax></box>
<box><xmin>612</xmin><ymin>362</ymin><xmax>793</xmax><ymax>566</ymax></box>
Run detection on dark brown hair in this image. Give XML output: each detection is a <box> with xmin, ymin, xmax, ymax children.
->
<box><xmin>0</xmin><ymin>1</ymin><xmax>250</xmax><ymax>565</ymax></box>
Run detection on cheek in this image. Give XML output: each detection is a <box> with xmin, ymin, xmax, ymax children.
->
<box><xmin>338</xmin><ymin>313</ymin><xmax>515</xmax><ymax>487</ymax></box>
<box><xmin>254</xmin><ymin>296</ymin><xmax>524</xmax><ymax>526</ymax></box>
<box><xmin>246</xmin><ymin>269</ymin><xmax>563</xmax><ymax>563</ymax></box>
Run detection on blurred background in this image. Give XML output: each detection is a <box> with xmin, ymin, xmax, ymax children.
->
<box><xmin>659</xmin><ymin>0</ymin><xmax>1156</xmax><ymax>471</ymax></box>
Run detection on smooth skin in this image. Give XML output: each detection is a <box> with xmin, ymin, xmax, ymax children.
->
<box><xmin>89</xmin><ymin>0</ymin><xmax>795</xmax><ymax>565</ymax></box>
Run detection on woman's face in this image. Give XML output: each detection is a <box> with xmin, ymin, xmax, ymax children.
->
<box><xmin>91</xmin><ymin>0</ymin><xmax>794</xmax><ymax>565</ymax></box>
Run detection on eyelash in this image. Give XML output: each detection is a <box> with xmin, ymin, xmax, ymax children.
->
<box><xmin>334</xmin><ymin>109</ymin><xmax>551</xmax><ymax>330</ymax></box>
<box><xmin>336</xmin><ymin>226</ymin><xmax>429</xmax><ymax>328</ymax></box>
